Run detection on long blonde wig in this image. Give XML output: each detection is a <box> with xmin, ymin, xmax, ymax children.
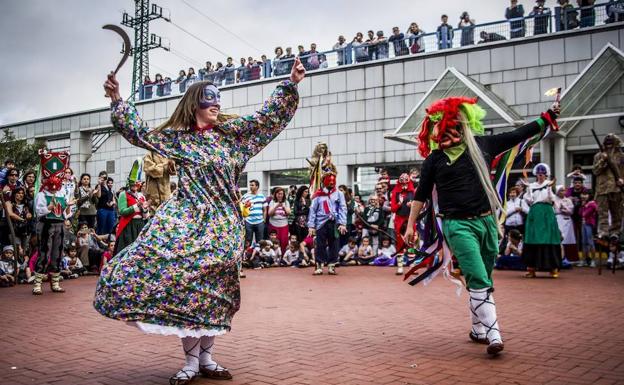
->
<box><xmin>457</xmin><ymin>109</ymin><xmax>503</xmax><ymax>215</ymax></box>
<box><xmin>152</xmin><ymin>81</ymin><xmax>239</xmax><ymax>134</ymax></box>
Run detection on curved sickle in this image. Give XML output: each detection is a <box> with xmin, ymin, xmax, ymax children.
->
<box><xmin>102</xmin><ymin>24</ymin><xmax>132</xmax><ymax>74</ymax></box>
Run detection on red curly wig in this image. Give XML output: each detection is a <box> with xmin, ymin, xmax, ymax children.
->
<box><xmin>417</xmin><ymin>96</ymin><xmax>478</xmax><ymax>157</ymax></box>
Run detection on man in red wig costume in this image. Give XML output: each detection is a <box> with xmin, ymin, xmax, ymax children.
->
<box><xmin>308</xmin><ymin>171</ymin><xmax>348</xmax><ymax>275</ymax></box>
<box><xmin>405</xmin><ymin>96</ymin><xmax>559</xmax><ymax>355</ymax></box>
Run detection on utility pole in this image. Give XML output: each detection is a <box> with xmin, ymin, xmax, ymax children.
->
<box><xmin>122</xmin><ymin>0</ymin><xmax>169</xmax><ymax>99</ymax></box>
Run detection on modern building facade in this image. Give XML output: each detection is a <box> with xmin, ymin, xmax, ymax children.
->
<box><xmin>2</xmin><ymin>23</ymin><xmax>624</xmax><ymax>196</ymax></box>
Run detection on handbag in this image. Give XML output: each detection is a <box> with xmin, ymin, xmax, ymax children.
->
<box><xmin>240</xmin><ymin>202</ymin><xmax>250</xmax><ymax>218</ymax></box>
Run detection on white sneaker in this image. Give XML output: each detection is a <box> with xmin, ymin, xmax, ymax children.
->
<box><xmin>590</xmin><ymin>260</ymin><xmax>596</xmax><ymax>268</ymax></box>
<box><xmin>396</xmin><ymin>266</ymin><xmax>404</xmax><ymax>275</ymax></box>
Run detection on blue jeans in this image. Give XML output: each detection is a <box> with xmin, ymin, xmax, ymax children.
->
<box><xmin>581</xmin><ymin>223</ymin><xmax>595</xmax><ymax>255</ymax></box>
<box><xmin>245</xmin><ymin>222</ymin><xmax>265</xmax><ymax>247</ymax></box>
<box><xmin>97</xmin><ymin>209</ymin><xmax>116</xmax><ymax>235</ymax></box>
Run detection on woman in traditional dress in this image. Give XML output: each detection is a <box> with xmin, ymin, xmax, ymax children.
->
<box><xmin>554</xmin><ymin>185</ymin><xmax>578</xmax><ymax>265</ymax></box>
<box><xmin>96</xmin><ymin>58</ymin><xmax>304</xmax><ymax>384</ymax></box>
<box><xmin>523</xmin><ymin>163</ymin><xmax>562</xmax><ymax>278</ymax></box>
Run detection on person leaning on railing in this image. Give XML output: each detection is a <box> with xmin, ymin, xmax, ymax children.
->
<box><xmin>437</xmin><ymin>14</ymin><xmax>454</xmax><ymax>49</ymax></box>
<box><xmin>558</xmin><ymin>0</ymin><xmax>579</xmax><ymax>30</ymax></box>
<box><xmin>352</xmin><ymin>32</ymin><xmax>368</xmax><ymax>63</ymax></box>
<box><xmin>529</xmin><ymin>0</ymin><xmax>552</xmax><ymax>35</ymax></box>
<box><xmin>506</xmin><ymin>0</ymin><xmax>526</xmax><ymax>38</ymax></box>
<box><xmin>333</xmin><ymin>35</ymin><xmax>349</xmax><ymax>65</ymax></box>
<box><xmin>388</xmin><ymin>27</ymin><xmax>409</xmax><ymax>56</ymax></box>
<box><xmin>406</xmin><ymin>22</ymin><xmax>425</xmax><ymax>53</ymax></box>
<box><xmin>458</xmin><ymin>11</ymin><xmax>476</xmax><ymax>46</ymax></box>
<box><xmin>606</xmin><ymin>0</ymin><xmax>624</xmax><ymax>23</ymax></box>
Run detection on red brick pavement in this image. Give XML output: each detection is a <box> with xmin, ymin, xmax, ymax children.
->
<box><xmin>1</xmin><ymin>267</ymin><xmax>623</xmax><ymax>385</ymax></box>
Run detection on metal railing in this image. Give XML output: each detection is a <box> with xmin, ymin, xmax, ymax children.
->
<box><xmin>139</xmin><ymin>1</ymin><xmax>622</xmax><ymax>101</ymax></box>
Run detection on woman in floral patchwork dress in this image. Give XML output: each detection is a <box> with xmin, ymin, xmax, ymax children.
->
<box><xmin>97</xmin><ymin>58</ymin><xmax>305</xmax><ymax>384</ymax></box>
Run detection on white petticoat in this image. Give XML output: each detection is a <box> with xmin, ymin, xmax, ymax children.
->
<box><xmin>133</xmin><ymin>322</ymin><xmax>228</xmax><ymax>338</ymax></box>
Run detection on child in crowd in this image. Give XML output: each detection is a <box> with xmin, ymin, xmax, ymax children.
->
<box><xmin>566</xmin><ymin>164</ymin><xmax>587</xmax><ymax>187</ymax></box>
<box><xmin>251</xmin><ymin>240</ymin><xmax>277</xmax><ymax>269</ymax></box>
<box><xmin>268</xmin><ymin>231</ymin><xmax>283</xmax><ymax>265</ymax></box>
<box><xmin>579</xmin><ymin>190</ymin><xmax>597</xmax><ymax>267</ymax></box>
<box><xmin>357</xmin><ymin>236</ymin><xmax>375</xmax><ymax>265</ymax></box>
<box><xmin>338</xmin><ymin>237</ymin><xmax>359</xmax><ymax>265</ymax></box>
<box><xmin>283</xmin><ymin>240</ymin><xmax>309</xmax><ymax>267</ymax></box>
<box><xmin>362</xmin><ymin>196</ymin><xmax>384</xmax><ymax>254</ymax></box>
<box><xmin>77</xmin><ymin>226</ymin><xmax>91</xmax><ymax>268</ymax></box>
<box><xmin>607</xmin><ymin>239</ymin><xmax>624</xmax><ymax>270</ymax></box>
<box><xmin>60</xmin><ymin>244</ymin><xmax>85</xmax><ymax>279</ymax></box>
<box><xmin>0</xmin><ymin>245</ymin><xmax>16</xmax><ymax>287</ymax></box>
<box><xmin>100</xmin><ymin>241</ymin><xmax>115</xmax><ymax>271</ymax></box>
<box><xmin>242</xmin><ymin>243</ymin><xmax>256</xmax><ymax>269</ymax></box>
<box><xmin>373</xmin><ymin>237</ymin><xmax>396</xmax><ymax>266</ymax></box>
<box><xmin>303</xmin><ymin>236</ymin><xmax>315</xmax><ymax>265</ymax></box>
<box><xmin>495</xmin><ymin>229</ymin><xmax>526</xmax><ymax>270</ymax></box>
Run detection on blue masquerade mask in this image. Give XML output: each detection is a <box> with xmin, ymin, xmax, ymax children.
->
<box><xmin>199</xmin><ymin>84</ymin><xmax>221</xmax><ymax>109</ymax></box>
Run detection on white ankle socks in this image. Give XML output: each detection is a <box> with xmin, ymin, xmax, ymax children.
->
<box><xmin>180</xmin><ymin>336</ymin><xmax>200</xmax><ymax>372</ymax></box>
<box><xmin>199</xmin><ymin>335</ymin><xmax>217</xmax><ymax>367</ymax></box>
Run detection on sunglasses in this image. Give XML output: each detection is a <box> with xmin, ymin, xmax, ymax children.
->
<box><xmin>9</xmin><ymin>173</ymin><xmax>18</xmax><ymax>177</ymax></box>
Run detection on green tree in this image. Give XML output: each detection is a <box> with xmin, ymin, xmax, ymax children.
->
<box><xmin>0</xmin><ymin>128</ymin><xmax>47</xmax><ymax>172</ymax></box>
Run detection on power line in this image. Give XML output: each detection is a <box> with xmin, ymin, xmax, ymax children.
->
<box><xmin>180</xmin><ymin>0</ymin><xmax>263</xmax><ymax>55</ymax></box>
<box><xmin>167</xmin><ymin>19</ymin><xmax>231</xmax><ymax>57</ymax></box>
<box><xmin>150</xmin><ymin>63</ymin><xmax>176</xmax><ymax>78</ymax></box>
<box><xmin>169</xmin><ymin>48</ymin><xmax>203</xmax><ymax>68</ymax></box>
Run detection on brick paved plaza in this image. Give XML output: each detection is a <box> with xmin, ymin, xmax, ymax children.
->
<box><xmin>1</xmin><ymin>267</ymin><xmax>623</xmax><ymax>385</ymax></box>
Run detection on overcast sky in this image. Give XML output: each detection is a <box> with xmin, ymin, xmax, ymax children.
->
<box><xmin>0</xmin><ymin>0</ymin><xmax>597</xmax><ymax>126</ymax></box>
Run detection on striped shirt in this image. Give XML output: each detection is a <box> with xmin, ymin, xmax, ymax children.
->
<box><xmin>242</xmin><ymin>192</ymin><xmax>267</xmax><ymax>225</ymax></box>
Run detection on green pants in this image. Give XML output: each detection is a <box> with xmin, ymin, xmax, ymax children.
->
<box><xmin>442</xmin><ymin>215</ymin><xmax>498</xmax><ymax>290</ymax></box>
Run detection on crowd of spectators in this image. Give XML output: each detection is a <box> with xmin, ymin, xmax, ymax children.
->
<box><xmin>0</xmin><ymin>159</ymin><xmax>169</xmax><ymax>287</ymax></box>
<box><xmin>3</xmin><ymin>138</ymin><xmax>624</xmax><ymax>288</ymax></box>
<box><xmin>141</xmin><ymin>0</ymin><xmax>622</xmax><ymax>99</ymax></box>
<box><xmin>238</xmin><ymin>168</ymin><xmax>420</xmax><ymax>274</ymax></box>
<box><xmin>496</xmin><ymin>159</ymin><xmax>624</xmax><ymax>273</ymax></box>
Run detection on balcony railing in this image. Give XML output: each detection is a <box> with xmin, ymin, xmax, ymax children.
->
<box><xmin>139</xmin><ymin>1</ymin><xmax>622</xmax><ymax>101</ymax></box>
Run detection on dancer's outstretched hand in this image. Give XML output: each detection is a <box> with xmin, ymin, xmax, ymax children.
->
<box><xmin>289</xmin><ymin>57</ymin><xmax>306</xmax><ymax>84</ymax></box>
<box><xmin>104</xmin><ymin>71</ymin><xmax>122</xmax><ymax>102</ymax></box>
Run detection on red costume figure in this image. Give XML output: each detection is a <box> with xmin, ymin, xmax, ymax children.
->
<box><xmin>391</xmin><ymin>173</ymin><xmax>416</xmax><ymax>274</ymax></box>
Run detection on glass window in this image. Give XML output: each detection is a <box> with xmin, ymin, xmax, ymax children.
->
<box><xmin>106</xmin><ymin>160</ymin><xmax>115</xmax><ymax>174</ymax></box>
<box><xmin>239</xmin><ymin>173</ymin><xmax>248</xmax><ymax>195</ymax></box>
<box><xmin>269</xmin><ymin>169</ymin><xmax>308</xmax><ymax>192</ymax></box>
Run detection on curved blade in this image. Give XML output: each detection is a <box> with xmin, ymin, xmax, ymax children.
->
<box><xmin>102</xmin><ymin>24</ymin><xmax>132</xmax><ymax>74</ymax></box>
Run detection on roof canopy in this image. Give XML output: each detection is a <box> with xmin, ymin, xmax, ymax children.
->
<box><xmin>386</xmin><ymin>67</ymin><xmax>523</xmax><ymax>145</ymax></box>
<box><xmin>558</xmin><ymin>43</ymin><xmax>624</xmax><ymax>135</ymax></box>
<box><xmin>387</xmin><ymin>44</ymin><xmax>624</xmax><ymax>145</ymax></box>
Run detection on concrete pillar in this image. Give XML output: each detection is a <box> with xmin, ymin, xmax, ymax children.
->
<box><xmin>554</xmin><ymin>136</ymin><xmax>567</xmax><ymax>183</ymax></box>
<box><xmin>69</xmin><ymin>130</ymin><xmax>92</xmax><ymax>176</ymax></box>
<box><xmin>539</xmin><ymin>138</ymin><xmax>552</xmax><ymax>168</ymax></box>
<box><xmin>337</xmin><ymin>165</ymin><xmax>354</xmax><ymax>187</ymax></box>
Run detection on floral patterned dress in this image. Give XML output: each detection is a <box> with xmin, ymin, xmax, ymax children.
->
<box><xmin>94</xmin><ymin>80</ymin><xmax>299</xmax><ymax>337</ymax></box>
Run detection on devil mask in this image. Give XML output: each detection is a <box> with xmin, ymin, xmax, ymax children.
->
<box><xmin>398</xmin><ymin>173</ymin><xmax>410</xmax><ymax>190</ymax></box>
<box><xmin>43</xmin><ymin>176</ymin><xmax>62</xmax><ymax>192</ymax></box>
<box><xmin>322</xmin><ymin>174</ymin><xmax>336</xmax><ymax>189</ymax></box>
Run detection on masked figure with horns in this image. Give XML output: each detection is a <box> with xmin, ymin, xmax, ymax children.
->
<box><xmin>33</xmin><ymin>176</ymin><xmax>74</xmax><ymax>295</ymax></box>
